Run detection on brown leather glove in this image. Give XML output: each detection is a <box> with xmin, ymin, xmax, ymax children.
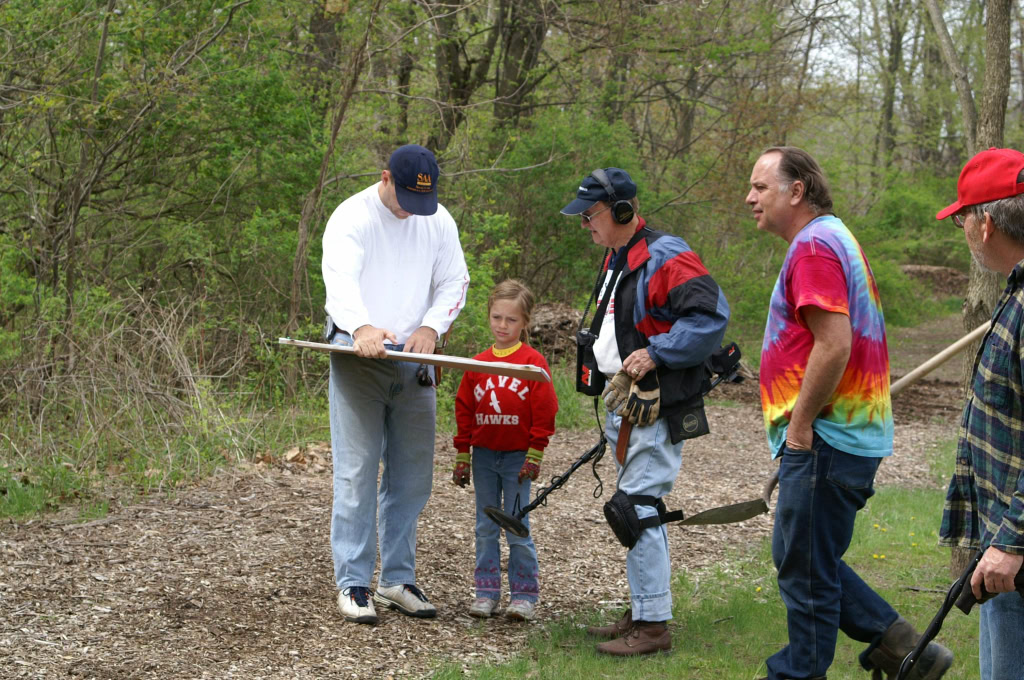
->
<box><xmin>622</xmin><ymin>372</ymin><xmax>660</xmax><ymax>426</ymax></box>
<box><xmin>601</xmin><ymin>370</ymin><xmax>632</xmax><ymax>414</ymax></box>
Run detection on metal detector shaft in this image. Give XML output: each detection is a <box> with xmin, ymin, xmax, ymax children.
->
<box><xmin>484</xmin><ymin>342</ymin><xmax>742</xmax><ymax>537</ymax></box>
<box><xmin>483</xmin><ymin>436</ymin><xmax>607</xmax><ymax>538</ymax></box>
<box><xmin>521</xmin><ymin>436</ymin><xmax>607</xmax><ymax>516</ymax></box>
<box><xmin>896</xmin><ymin>549</ymin><xmax>984</xmax><ymax>680</ymax></box>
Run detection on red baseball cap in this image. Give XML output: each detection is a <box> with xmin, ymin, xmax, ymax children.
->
<box><xmin>936</xmin><ymin>147</ymin><xmax>1024</xmax><ymax>220</ymax></box>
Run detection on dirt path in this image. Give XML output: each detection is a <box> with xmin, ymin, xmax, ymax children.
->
<box><xmin>0</xmin><ymin>368</ymin><xmax>966</xmax><ymax>679</ymax></box>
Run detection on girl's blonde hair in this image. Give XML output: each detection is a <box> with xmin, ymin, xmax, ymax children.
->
<box><xmin>488</xmin><ymin>279</ymin><xmax>534</xmax><ymax>343</ymax></box>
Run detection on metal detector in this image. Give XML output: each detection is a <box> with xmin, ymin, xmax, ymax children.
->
<box><xmin>896</xmin><ymin>547</ymin><xmax>1024</xmax><ymax>679</ymax></box>
<box><xmin>483</xmin><ymin>342</ymin><xmax>744</xmax><ymax>538</ymax></box>
<box><xmin>895</xmin><ymin>550</ymin><xmax>983</xmax><ymax>680</ymax></box>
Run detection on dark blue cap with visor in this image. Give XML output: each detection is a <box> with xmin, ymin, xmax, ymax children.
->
<box><xmin>560</xmin><ymin>167</ymin><xmax>637</xmax><ymax>215</ymax></box>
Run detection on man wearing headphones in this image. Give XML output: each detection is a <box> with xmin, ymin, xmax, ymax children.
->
<box><xmin>561</xmin><ymin>168</ymin><xmax>730</xmax><ymax>656</ymax></box>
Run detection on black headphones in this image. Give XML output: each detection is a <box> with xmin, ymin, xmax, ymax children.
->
<box><xmin>590</xmin><ymin>168</ymin><xmax>635</xmax><ymax>225</ymax></box>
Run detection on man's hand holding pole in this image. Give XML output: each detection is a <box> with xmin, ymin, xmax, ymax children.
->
<box><xmin>352</xmin><ymin>325</ymin><xmax>397</xmax><ymax>358</ymax></box>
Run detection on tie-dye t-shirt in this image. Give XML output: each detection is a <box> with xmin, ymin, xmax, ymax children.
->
<box><xmin>760</xmin><ymin>215</ymin><xmax>893</xmax><ymax>459</ymax></box>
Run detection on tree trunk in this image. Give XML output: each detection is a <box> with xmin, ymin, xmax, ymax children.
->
<box><xmin>493</xmin><ymin>0</ymin><xmax>548</xmax><ymax>127</ymax></box>
<box><xmin>923</xmin><ymin>0</ymin><xmax>978</xmax><ymax>154</ymax></box>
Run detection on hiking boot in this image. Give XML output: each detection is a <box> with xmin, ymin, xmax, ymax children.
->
<box><xmin>373</xmin><ymin>583</ymin><xmax>437</xmax><ymax>618</ymax></box>
<box><xmin>468</xmin><ymin>597</ymin><xmax>498</xmax><ymax>618</ymax></box>
<box><xmin>595</xmin><ymin>621</ymin><xmax>671</xmax><ymax>657</ymax></box>
<box><xmin>586</xmin><ymin>608</ymin><xmax>632</xmax><ymax>639</ymax></box>
<box><xmin>505</xmin><ymin>599</ymin><xmax>536</xmax><ymax>621</ymax></box>
<box><xmin>337</xmin><ymin>586</ymin><xmax>377</xmax><ymax>624</ymax></box>
<box><xmin>861</xmin><ymin>615</ymin><xmax>953</xmax><ymax>680</ymax></box>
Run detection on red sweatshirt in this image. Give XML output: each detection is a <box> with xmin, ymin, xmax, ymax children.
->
<box><xmin>453</xmin><ymin>343</ymin><xmax>558</xmax><ymax>454</ymax></box>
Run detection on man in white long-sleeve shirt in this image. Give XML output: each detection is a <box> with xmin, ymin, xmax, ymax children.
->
<box><xmin>321</xmin><ymin>144</ymin><xmax>469</xmax><ymax>624</ymax></box>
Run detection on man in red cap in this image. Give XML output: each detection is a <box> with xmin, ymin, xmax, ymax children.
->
<box><xmin>936</xmin><ymin>147</ymin><xmax>1024</xmax><ymax>680</ymax></box>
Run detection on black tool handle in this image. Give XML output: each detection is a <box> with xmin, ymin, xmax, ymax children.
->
<box><xmin>896</xmin><ymin>549</ymin><xmax>984</xmax><ymax>680</ymax></box>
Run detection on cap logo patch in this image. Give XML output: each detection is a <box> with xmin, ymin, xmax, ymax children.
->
<box><xmin>404</xmin><ymin>172</ymin><xmax>434</xmax><ymax>193</ymax></box>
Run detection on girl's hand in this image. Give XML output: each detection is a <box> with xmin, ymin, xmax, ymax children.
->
<box><xmin>452</xmin><ymin>461</ymin><xmax>471</xmax><ymax>487</ymax></box>
<box><xmin>518</xmin><ymin>461</ymin><xmax>539</xmax><ymax>483</ymax></box>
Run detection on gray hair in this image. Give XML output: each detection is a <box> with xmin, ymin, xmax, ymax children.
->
<box><xmin>969</xmin><ymin>169</ymin><xmax>1024</xmax><ymax>244</ymax></box>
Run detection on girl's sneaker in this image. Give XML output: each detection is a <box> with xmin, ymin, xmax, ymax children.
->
<box><xmin>469</xmin><ymin>597</ymin><xmax>498</xmax><ymax>618</ymax></box>
<box><xmin>505</xmin><ymin>599</ymin><xmax>535</xmax><ymax>621</ymax></box>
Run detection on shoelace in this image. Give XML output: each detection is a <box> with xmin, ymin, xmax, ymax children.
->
<box><xmin>347</xmin><ymin>586</ymin><xmax>371</xmax><ymax>607</ymax></box>
<box><xmin>403</xmin><ymin>584</ymin><xmax>429</xmax><ymax>602</ymax></box>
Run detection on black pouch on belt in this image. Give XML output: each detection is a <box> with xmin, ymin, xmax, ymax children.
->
<box><xmin>603</xmin><ymin>490</ymin><xmax>684</xmax><ymax>550</ymax></box>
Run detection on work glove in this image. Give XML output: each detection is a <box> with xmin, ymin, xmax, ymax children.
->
<box><xmin>518</xmin><ymin>449</ymin><xmax>544</xmax><ymax>483</ymax></box>
<box><xmin>452</xmin><ymin>452</ymin><xmax>471</xmax><ymax>487</ymax></box>
<box><xmin>622</xmin><ymin>372</ymin><xmax>660</xmax><ymax>426</ymax></box>
<box><xmin>601</xmin><ymin>369</ymin><xmax>633</xmax><ymax>414</ymax></box>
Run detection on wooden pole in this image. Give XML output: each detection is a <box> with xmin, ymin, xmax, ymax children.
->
<box><xmin>889</xmin><ymin>321</ymin><xmax>990</xmax><ymax>397</ymax></box>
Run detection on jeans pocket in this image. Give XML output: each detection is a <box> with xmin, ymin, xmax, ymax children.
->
<box><xmin>825</xmin><ymin>449</ymin><xmax>879</xmax><ymax>491</ymax></box>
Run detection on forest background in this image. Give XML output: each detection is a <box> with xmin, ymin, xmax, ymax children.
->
<box><xmin>1</xmin><ymin>0</ymin><xmax>1021</xmax><ymax>513</ymax></box>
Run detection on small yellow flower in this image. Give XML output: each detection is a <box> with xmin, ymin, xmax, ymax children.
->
<box><xmin>912</xmin><ymin>543</ymin><xmax>918</xmax><ymax>547</ymax></box>
<box><xmin>881</xmin><ymin>528</ymin><xmax>887</xmax><ymax>532</ymax></box>
<box><xmin>756</xmin><ymin>586</ymin><xmax>762</xmax><ymax>592</ymax></box>
<box><xmin>873</xmin><ymin>523</ymin><xmax>880</xmax><ymax>529</ymax></box>
<box><xmin>909</xmin><ymin>532</ymin><xmax>915</xmax><ymax>536</ymax></box>
<box><xmin>873</xmin><ymin>554</ymin><xmax>879</xmax><ymax>558</ymax></box>
<box><xmin>911</xmin><ymin>516</ymin><xmax>916</xmax><ymax>520</ymax></box>
<box><xmin>880</xmin><ymin>555</ymin><xmax>886</xmax><ymax>559</ymax></box>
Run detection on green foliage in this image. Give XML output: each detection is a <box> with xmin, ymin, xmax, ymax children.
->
<box><xmin>870</xmin><ymin>259</ymin><xmax>958</xmax><ymax>328</ymax></box>
<box><xmin>851</xmin><ymin>173</ymin><xmax>970</xmax><ymax>272</ymax></box>
<box><xmin>0</xmin><ymin>0</ymin><xmax>992</xmax><ymax>520</ymax></box>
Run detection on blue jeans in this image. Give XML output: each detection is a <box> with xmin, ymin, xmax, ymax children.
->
<box><xmin>328</xmin><ymin>333</ymin><xmax>436</xmax><ymax>591</ymax></box>
<box><xmin>979</xmin><ymin>590</ymin><xmax>1024</xmax><ymax>679</ymax></box>
<box><xmin>472</xmin><ymin>447</ymin><xmax>539</xmax><ymax>602</ymax></box>
<box><xmin>607</xmin><ymin>412</ymin><xmax>683</xmax><ymax>622</ymax></box>
<box><xmin>767</xmin><ymin>435</ymin><xmax>898</xmax><ymax>679</ymax></box>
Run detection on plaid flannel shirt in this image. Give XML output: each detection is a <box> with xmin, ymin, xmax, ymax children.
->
<box><xmin>940</xmin><ymin>259</ymin><xmax>1024</xmax><ymax>555</ymax></box>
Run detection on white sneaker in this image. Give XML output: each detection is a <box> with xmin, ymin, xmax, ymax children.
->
<box><xmin>468</xmin><ymin>597</ymin><xmax>499</xmax><ymax>618</ymax></box>
<box><xmin>505</xmin><ymin>599</ymin><xmax>536</xmax><ymax>621</ymax></box>
<box><xmin>338</xmin><ymin>586</ymin><xmax>377</xmax><ymax>624</ymax></box>
<box><xmin>373</xmin><ymin>583</ymin><xmax>437</xmax><ymax>619</ymax></box>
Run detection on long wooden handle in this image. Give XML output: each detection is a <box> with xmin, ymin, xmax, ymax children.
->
<box><xmin>889</xmin><ymin>321</ymin><xmax>989</xmax><ymax>397</ymax></box>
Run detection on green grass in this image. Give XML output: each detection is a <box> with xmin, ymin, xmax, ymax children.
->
<box><xmin>429</xmin><ymin>439</ymin><xmax>981</xmax><ymax>679</ymax></box>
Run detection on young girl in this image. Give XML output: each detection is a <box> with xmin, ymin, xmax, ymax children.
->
<box><xmin>452</xmin><ymin>279</ymin><xmax>559</xmax><ymax>621</ymax></box>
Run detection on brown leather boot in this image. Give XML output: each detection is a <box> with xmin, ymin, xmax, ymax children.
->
<box><xmin>862</xmin><ymin>616</ymin><xmax>953</xmax><ymax>680</ymax></box>
<box><xmin>586</xmin><ymin>608</ymin><xmax>632</xmax><ymax>639</ymax></box>
<box><xmin>594</xmin><ymin>621</ymin><xmax>671</xmax><ymax>657</ymax></box>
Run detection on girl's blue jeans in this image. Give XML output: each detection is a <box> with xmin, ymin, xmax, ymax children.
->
<box><xmin>472</xmin><ymin>447</ymin><xmax>539</xmax><ymax>602</ymax></box>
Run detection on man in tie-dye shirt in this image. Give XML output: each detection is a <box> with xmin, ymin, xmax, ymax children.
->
<box><xmin>746</xmin><ymin>147</ymin><xmax>952</xmax><ymax>680</ymax></box>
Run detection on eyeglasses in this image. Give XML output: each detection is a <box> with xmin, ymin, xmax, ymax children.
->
<box><xmin>580</xmin><ymin>206</ymin><xmax>611</xmax><ymax>224</ymax></box>
<box><xmin>952</xmin><ymin>212</ymin><xmax>967</xmax><ymax>228</ymax></box>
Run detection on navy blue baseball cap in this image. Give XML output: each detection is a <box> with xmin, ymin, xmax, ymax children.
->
<box><xmin>389</xmin><ymin>144</ymin><xmax>440</xmax><ymax>215</ymax></box>
<box><xmin>560</xmin><ymin>168</ymin><xmax>637</xmax><ymax>215</ymax></box>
